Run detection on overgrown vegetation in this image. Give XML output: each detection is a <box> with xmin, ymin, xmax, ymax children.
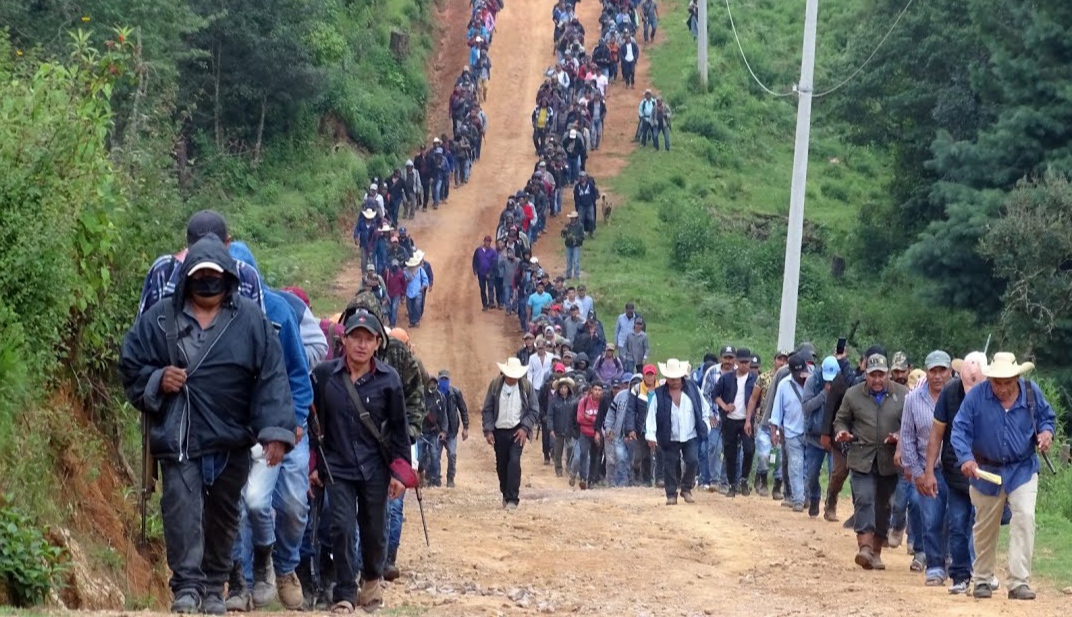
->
<box><xmin>1</xmin><ymin>0</ymin><xmax>432</xmax><ymax>602</ymax></box>
<box><xmin>0</xmin><ymin>501</ymin><xmax>67</xmax><ymax>607</ymax></box>
<box><xmin>580</xmin><ymin>0</ymin><xmax>1070</xmax><ymax>583</ymax></box>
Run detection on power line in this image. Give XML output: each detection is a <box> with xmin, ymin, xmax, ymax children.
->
<box><xmin>813</xmin><ymin>0</ymin><xmax>915</xmax><ymax>97</ymax></box>
<box><xmin>724</xmin><ymin>0</ymin><xmax>795</xmax><ymax>97</ymax></box>
<box><xmin>724</xmin><ymin>0</ymin><xmax>915</xmax><ymax>99</ymax></box>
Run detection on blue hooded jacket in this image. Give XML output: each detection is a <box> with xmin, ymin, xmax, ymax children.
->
<box><xmin>229</xmin><ymin>242</ymin><xmax>312</xmax><ymax>426</ymax></box>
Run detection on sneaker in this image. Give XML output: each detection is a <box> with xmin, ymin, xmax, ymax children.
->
<box><xmin>725</xmin><ymin>485</ymin><xmax>736</xmax><ymax>498</ymax></box>
<box><xmin>201</xmin><ymin>592</ymin><xmax>226</xmax><ymax>615</ymax></box>
<box><xmin>681</xmin><ymin>491</ymin><xmax>696</xmax><ymax>504</ymax></box>
<box><xmin>701</xmin><ymin>484</ymin><xmax>712</xmax><ymax>492</ymax></box>
<box><xmin>887</xmin><ymin>527</ymin><xmax>905</xmax><ymax>549</ymax></box>
<box><xmin>665</xmin><ymin>496</ymin><xmax>678</xmax><ymax>505</ymax></box>
<box><xmin>170</xmin><ymin>591</ymin><xmax>200</xmax><ymax>614</ymax></box>
<box><xmin>792</xmin><ymin>503</ymin><xmax>804</xmax><ymax>513</ymax></box>
<box><xmin>781</xmin><ymin>499</ymin><xmax>795</xmax><ymax>509</ymax></box>
<box><xmin>715</xmin><ymin>484</ymin><xmax>729</xmax><ymax>495</ymax></box>
<box><xmin>925</xmin><ymin>574</ymin><xmax>946</xmax><ymax>587</ymax></box>
<box><xmin>1007</xmin><ymin>585</ymin><xmax>1036</xmax><ymax>600</ymax></box>
<box><xmin>569</xmin><ymin>475</ymin><xmax>576</xmax><ymax>487</ymax></box>
<box><xmin>948</xmin><ymin>580</ymin><xmax>970</xmax><ymax>595</ymax></box>
<box><xmin>277</xmin><ymin>571</ymin><xmax>304</xmax><ymax>610</ymax></box>
<box><xmin>973</xmin><ymin>582</ymin><xmax>993</xmax><ymax>599</ymax></box>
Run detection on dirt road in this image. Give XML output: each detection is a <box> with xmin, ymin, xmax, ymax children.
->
<box><xmin>323</xmin><ymin>0</ymin><xmax>1069</xmax><ymax>615</ymax></box>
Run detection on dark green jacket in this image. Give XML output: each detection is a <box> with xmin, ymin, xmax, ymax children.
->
<box><xmin>834</xmin><ymin>382</ymin><xmax>908</xmax><ymax>476</ymax></box>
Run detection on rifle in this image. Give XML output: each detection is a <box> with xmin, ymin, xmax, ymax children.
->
<box><xmin>138</xmin><ymin>417</ymin><xmax>156</xmax><ymax>547</ymax></box>
<box><xmin>414</xmin><ymin>486</ymin><xmax>431</xmax><ymax>547</ymax></box>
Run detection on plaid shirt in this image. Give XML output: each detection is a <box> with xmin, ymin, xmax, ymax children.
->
<box><xmin>137</xmin><ymin>250</ymin><xmax>265</xmax><ymax>319</ymax></box>
<box><xmin>899</xmin><ymin>385</ymin><xmax>939</xmax><ymax>480</ymax></box>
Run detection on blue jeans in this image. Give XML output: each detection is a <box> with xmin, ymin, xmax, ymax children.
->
<box><xmin>653</xmin><ymin>125</ymin><xmax>670</xmax><ymax>151</ymax></box>
<box><xmin>387</xmin><ymin>295</ymin><xmax>401</xmax><ymax>328</ymax></box>
<box><xmin>443</xmin><ymin>435</ymin><xmax>459</xmax><ymax>482</ymax></box>
<box><xmin>754</xmin><ymin>426</ymin><xmax>782</xmax><ymax>480</ymax></box>
<box><xmin>432</xmin><ymin>174</ymin><xmax>445</xmax><ymax>206</ymax></box>
<box><xmin>233</xmin><ymin>435</ymin><xmax>310</xmax><ymax>579</ymax></box>
<box><xmin>783</xmin><ymin>434</ymin><xmax>806</xmax><ymax>507</ymax></box>
<box><xmin>606</xmin><ymin>437</ymin><xmax>630</xmax><ymax>487</ymax></box>
<box><xmin>698</xmin><ymin>434</ymin><xmax>711</xmax><ymax>485</ymax></box>
<box><xmin>553</xmin><ymin>189</ymin><xmax>563</xmax><ymax>216</ymax></box>
<box><xmin>804</xmin><ymin>441</ymin><xmax>827</xmax><ymax>506</ymax></box>
<box><xmin>944</xmin><ymin>478</ymin><xmax>974</xmax><ymax>584</ymax></box>
<box><xmin>565</xmin><ymin>246</ymin><xmax>581</xmax><ymax>279</ymax></box>
<box><xmin>592</xmin><ymin>119</ymin><xmax>604</xmax><ymax>149</ymax></box>
<box><xmin>919</xmin><ymin>471</ymin><xmax>949</xmax><ymax>578</ymax></box>
<box><xmin>387</xmin><ymin>494</ymin><xmax>404</xmax><ymax>553</ymax></box>
<box><xmin>891</xmin><ymin>476</ymin><xmax>923</xmax><ymax>551</ymax></box>
<box><xmin>567</xmin><ymin>155</ymin><xmax>581</xmax><ymax>183</ymax></box>
<box><xmin>406</xmin><ymin>295</ymin><xmax>421</xmax><ymax>327</ymax></box>
<box><xmin>517</xmin><ymin>302</ymin><xmax>528</xmax><ymax>332</ymax></box>
<box><xmin>503</xmin><ymin>285</ymin><xmax>516</xmax><ymax>313</ymax></box>
<box><xmin>571</xmin><ymin>435</ymin><xmax>595</xmax><ymax>482</ymax></box>
<box><xmin>418</xmin><ymin>433</ymin><xmax>442</xmax><ymax>485</ymax></box>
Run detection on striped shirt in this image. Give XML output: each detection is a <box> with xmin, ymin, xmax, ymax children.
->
<box><xmin>899</xmin><ymin>385</ymin><xmax>940</xmax><ymax>480</ymax></box>
<box><xmin>137</xmin><ymin>251</ymin><xmax>265</xmax><ymax>319</ymax></box>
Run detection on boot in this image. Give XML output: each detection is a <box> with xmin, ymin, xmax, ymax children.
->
<box><xmin>771</xmin><ymin>479</ymin><xmax>784</xmax><ymax>501</ymax></box>
<box><xmin>384</xmin><ymin>548</ymin><xmax>401</xmax><ymax>582</ymax></box>
<box><xmin>870</xmin><ymin>537</ymin><xmax>886</xmax><ymax>570</ymax></box>
<box><xmin>252</xmin><ymin>544</ymin><xmax>277</xmax><ymax>608</ymax></box>
<box><xmin>739</xmin><ymin>479</ymin><xmax>750</xmax><ymax>497</ymax></box>
<box><xmin>823</xmin><ymin>494</ymin><xmax>839</xmax><ymax>522</ymax></box>
<box><xmin>756</xmin><ymin>474</ymin><xmax>769</xmax><ymax>497</ymax></box>
<box><xmin>225</xmin><ymin>560</ymin><xmax>252</xmax><ymax>612</ymax></box>
<box><xmin>315</xmin><ymin>552</ymin><xmax>335</xmax><ymax>610</ymax></box>
<box><xmin>854</xmin><ymin>533</ymin><xmax>875</xmax><ymax>570</ymax></box>
<box><xmin>296</xmin><ymin>556</ymin><xmax>316</xmax><ymax>611</ymax></box>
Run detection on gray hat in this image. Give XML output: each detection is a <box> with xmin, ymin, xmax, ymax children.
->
<box><xmin>924</xmin><ymin>350</ymin><xmax>951</xmax><ymax>370</ymax></box>
<box><xmin>866</xmin><ymin>354</ymin><xmax>889</xmax><ymax>374</ymax></box>
<box><xmin>343</xmin><ymin>310</ymin><xmax>383</xmax><ymax>337</ymax></box>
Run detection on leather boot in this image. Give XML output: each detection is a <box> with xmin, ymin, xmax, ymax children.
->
<box><xmin>771</xmin><ymin>479</ymin><xmax>784</xmax><ymax>501</ymax></box>
<box><xmin>870</xmin><ymin>537</ymin><xmax>886</xmax><ymax>570</ymax></box>
<box><xmin>225</xmin><ymin>560</ymin><xmax>252</xmax><ymax>612</ymax></box>
<box><xmin>296</xmin><ymin>555</ymin><xmax>316</xmax><ymax>610</ymax></box>
<box><xmin>756</xmin><ymin>474</ymin><xmax>769</xmax><ymax>497</ymax></box>
<box><xmin>823</xmin><ymin>494</ymin><xmax>839</xmax><ymax>522</ymax></box>
<box><xmin>383</xmin><ymin>548</ymin><xmax>401</xmax><ymax>582</ymax></box>
<box><xmin>854</xmin><ymin>533</ymin><xmax>875</xmax><ymax>570</ymax></box>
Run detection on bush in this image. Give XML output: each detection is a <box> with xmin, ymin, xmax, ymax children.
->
<box><xmin>679</xmin><ymin>110</ymin><xmax>735</xmax><ymax>142</ymax></box>
<box><xmin>0</xmin><ymin>502</ymin><xmax>67</xmax><ymax>606</ymax></box>
<box><xmin>613</xmin><ymin>235</ymin><xmax>648</xmax><ymax>258</ymax></box>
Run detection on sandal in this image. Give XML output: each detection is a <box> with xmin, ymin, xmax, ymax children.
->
<box><xmin>332</xmin><ymin>600</ymin><xmax>355</xmax><ymax>614</ymax></box>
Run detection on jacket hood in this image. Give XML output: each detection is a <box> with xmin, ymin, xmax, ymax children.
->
<box><xmin>228</xmin><ymin>241</ymin><xmax>261</xmax><ymax>276</ymax></box>
<box><xmin>175</xmin><ymin>234</ymin><xmax>239</xmax><ymax>307</ymax></box>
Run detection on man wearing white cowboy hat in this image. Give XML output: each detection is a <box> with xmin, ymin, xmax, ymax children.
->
<box><xmin>481</xmin><ymin>358</ymin><xmax>539</xmax><ymax>509</ymax></box>
<box><xmin>951</xmin><ymin>352</ymin><xmax>1056</xmax><ymax>600</ymax></box>
<box><xmin>402</xmin><ymin>253</ymin><xmax>428</xmax><ymax>329</ymax></box>
<box><xmin>644</xmin><ymin>358</ymin><xmax>711</xmax><ymax>505</ymax></box>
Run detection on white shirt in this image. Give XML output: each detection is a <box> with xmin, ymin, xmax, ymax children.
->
<box><xmin>729</xmin><ymin>373</ymin><xmax>748</xmax><ymax>421</ymax></box>
<box><xmin>624</xmin><ymin>45</ymin><xmax>635</xmax><ymax>63</ymax></box>
<box><xmin>645</xmin><ymin>387</ymin><xmax>712</xmax><ymax>443</ymax></box>
<box><xmin>576</xmin><ymin>295</ymin><xmax>595</xmax><ymax>319</ymax></box>
<box><xmin>496</xmin><ymin>383</ymin><xmax>523</xmax><ymax>429</ymax></box>
<box><xmin>595</xmin><ymin>74</ymin><xmax>608</xmax><ymax>97</ymax></box>
<box><xmin>528</xmin><ymin>352</ymin><xmax>553</xmax><ymax>390</ymax></box>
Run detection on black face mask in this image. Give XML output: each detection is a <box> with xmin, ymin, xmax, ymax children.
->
<box><xmin>189</xmin><ymin>276</ymin><xmax>226</xmax><ymax>298</ymax></box>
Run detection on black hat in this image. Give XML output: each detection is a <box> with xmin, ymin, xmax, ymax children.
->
<box><xmin>343</xmin><ymin>310</ymin><xmax>383</xmax><ymax>337</ymax></box>
<box><xmin>788</xmin><ymin>353</ymin><xmax>807</xmax><ymax>375</ymax></box>
<box><xmin>186</xmin><ymin>210</ymin><xmax>229</xmax><ymax>246</ymax></box>
<box><xmin>720</xmin><ymin>345</ymin><xmax>735</xmax><ymax>358</ymax></box>
<box><xmin>735</xmin><ymin>347</ymin><xmax>752</xmax><ymax>360</ymax></box>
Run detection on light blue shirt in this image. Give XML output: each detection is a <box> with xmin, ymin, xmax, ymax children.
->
<box><xmin>576</xmin><ymin>294</ymin><xmax>594</xmax><ymax>319</ymax></box>
<box><xmin>405</xmin><ymin>267</ymin><xmax>428</xmax><ymax>299</ymax></box>
<box><xmin>527</xmin><ymin>291</ymin><xmax>553</xmax><ymax>316</ymax></box>
<box><xmin>770</xmin><ymin>377</ymin><xmax>806</xmax><ymax>438</ymax></box>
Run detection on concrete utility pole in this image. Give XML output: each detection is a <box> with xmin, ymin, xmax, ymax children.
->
<box><xmin>698</xmin><ymin>0</ymin><xmax>708</xmax><ymax>86</ymax></box>
<box><xmin>775</xmin><ymin>0</ymin><xmax>818</xmax><ymax>352</ymax></box>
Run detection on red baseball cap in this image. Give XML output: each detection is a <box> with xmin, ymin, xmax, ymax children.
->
<box><xmin>553</xmin><ymin>363</ymin><xmax>566</xmax><ymax>373</ymax></box>
<box><xmin>642</xmin><ymin>364</ymin><xmax>657</xmax><ymax>375</ymax></box>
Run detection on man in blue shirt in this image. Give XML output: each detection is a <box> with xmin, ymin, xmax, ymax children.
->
<box><xmin>770</xmin><ymin>354</ymin><xmax>810</xmax><ymax>512</ymax></box>
<box><xmin>403</xmin><ymin>255</ymin><xmax>429</xmax><ymax>328</ymax></box>
<box><xmin>951</xmin><ymin>352</ymin><xmax>1056</xmax><ymax>601</ymax></box>
<box><xmin>526</xmin><ymin>282</ymin><xmax>553</xmax><ymax>320</ymax></box>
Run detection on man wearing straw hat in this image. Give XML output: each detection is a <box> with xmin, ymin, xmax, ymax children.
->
<box><xmin>403</xmin><ymin>253</ymin><xmax>428</xmax><ymax>329</ymax></box>
<box><xmin>951</xmin><ymin>352</ymin><xmax>1056</xmax><ymax>600</ymax></box>
<box><xmin>481</xmin><ymin>358</ymin><xmax>540</xmax><ymax>509</ymax></box>
<box><xmin>644</xmin><ymin>359</ymin><xmax>711</xmax><ymax>505</ymax></box>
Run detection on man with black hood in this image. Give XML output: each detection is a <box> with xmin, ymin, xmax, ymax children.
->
<box><xmin>121</xmin><ymin>235</ymin><xmax>296</xmax><ymax>614</ymax></box>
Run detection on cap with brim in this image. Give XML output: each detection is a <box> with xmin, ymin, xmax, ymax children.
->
<box><xmin>186</xmin><ymin>210</ymin><xmax>229</xmax><ymax>246</ymax></box>
<box><xmin>982</xmin><ymin>352</ymin><xmax>1034</xmax><ymax>379</ymax></box>
<box><xmin>821</xmin><ymin>356</ymin><xmax>839</xmax><ymax>382</ymax></box>
<box><xmin>438</xmin><ymin>369</ymin><xmax>450</xmax><ymax>379</ymax></box>
<box><xmin>497</xmin><ymin>357</ymin><xmax>529</xmax><ymax>379</ymax></box>
<box><xmin>658</xmin><ymin>358</ymin><xmax>690</xmax><ymax>379</ymax></box>
<box><xmin>619</xmin><ymin>373</ymin><xmax>634</xmax><ymax>384</ymax></box>
<box><xmin>735</xmin><ymin>348</ymin><xmax>752</xmax><ymax>360</ymax></box>
<box><xmin>788</xmin><ymin>354</ymin><xmax>807</xmax><ymax>375</ymax></box>
<box><xmin>553</xmin><ymin>363</ymin><xmax>566</xmax><ymax>373</ymax></box>
<box><xmin>523</xmin><ymin>332</ymin><xmax>535</xmax><ymax>340</ymax></box>
<box><xmin>344</xmin><ymin>310</ymin><xmax>383</xmax><ymax>337</ymax></box>
<box><xmin>720</xmin><ymin>345</ymin><xmax>735</xmax><ymax>358</ymax></box>
<box><xmin>892</xmin><ymin>351</ymin><xmax>909</xmax><ymax>371</ymax></box>
<box><xmin>553</xmin><ymin>377</ymin><xmax>576</xmax><ymax>390</ymax></box>
<box><xmin>924</xmin><ymin>350</ymin><xmax>952</xmax><ymax>370</ymax></box>
<box><xmin>865</xmin><ymin>354</ymin><xmax>889</xmax><ymax>374</ymax></box>
<box><xmin>567</xmin><ymin>212</ymin><xmax>579</xmax><ymax>218</ymax></box>
<box><xmin>776</xmin><ymin>350</ymin><xmax>790</xmax><ymax>359</ymax></box>
<box><xmin>366</xmin><ymin>264</ymin><xmax>375</xmax><ymax>271</ymax></box>
<box><xmin>188</xmin><ymin>261</ymin><xmax>225</xmax><ymax>275</ymax></box>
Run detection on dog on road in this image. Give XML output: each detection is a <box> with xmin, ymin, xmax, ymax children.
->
<box><xmin>601</xmin><ymin>195</ymin><xmax>612</xmax><ymax>224</ymax></box>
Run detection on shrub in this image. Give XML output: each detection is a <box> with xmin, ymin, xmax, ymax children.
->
<box><xmin>613</xmin><ymin>235</ymin><xmax>648</xmax><ymax>258</ymax></box>
<box><xmin>0</xmin><ymin>502</ymin><xmax>67</xmax><ymax>606</ymax></box>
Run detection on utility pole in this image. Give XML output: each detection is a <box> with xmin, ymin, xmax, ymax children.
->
<box><xmin>775</xmin><ymin>0</ymin><xmax>818</xmax><ymax>352</ymax></box>
<box><xmin>698</xmin><ymin>0</ymin><xmax>708</xmax><ymax>87</ymax></box>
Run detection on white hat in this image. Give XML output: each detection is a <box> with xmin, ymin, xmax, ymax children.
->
<box><xmin>496</xmin><ymin>357</ymin><xmax>529</xmax><ymax>379</ymax></box>
<box><xmin>658</xmin><ymin>358</ymin><xmax>691</xmax><ymax>379</ymax></box>
<box><xmin>405</xmin><ymin>159</ymin><xmax>414</xmax><ymax>166</ymax></box>
<box><xmin>379</xmin><ymin>223</ymin><xmax>393</xmax><ymax>233</ymax></box>
<box><xmin>567</xmin><ymin>211</ymin><xmax>579</xmax><ymax>218</ymax></box>
<box><xmin>413</xmin><ymin>249</ymin><xmax>426</xmax><ymax>262</ymax></box>
<box><xmin>983</xmin><ymin>352</ymin><xmax>1034</xmax><ymax>379</ymax></box>
<box><xmin>569</xmin><ymin>129</ymin><xmax>578</xmax><ymax>138</ymax></box>
<box><xmin>405</xmin><ymin>255</ymin><xmax>422</xmax><ymax>268</ymax></box>
<box><xmin>530</xmin><ymin>256</ymin><xmax>539</xmax><ymax>264</ymax></box>
<box><xmin>433</xmin><ymin>137</ymin><xmax>442</xmax><ymax>143</ymax></box>
<box><xmin>369</xmin><ymin>183</ymin><xmax>378</xmax><ymax>191</ymax></box>
<box><xmin>188</xmin><ymin>261</ymin><xmax>224</xmax><ymax>275</ymax></box>
<box><xmin>362</xmin><ymin>209</ymin><xmax>377</xmax><ymax>220</ymax></box>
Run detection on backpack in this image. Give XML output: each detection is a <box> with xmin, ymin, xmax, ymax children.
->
<box><xmin>320</xmin><ymin>319</ymin><xmax>344</xmax><ymax>360</ymax></box>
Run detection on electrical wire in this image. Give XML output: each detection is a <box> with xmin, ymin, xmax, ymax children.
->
<box><xmin>813</xmin><ymin>0</ymin><xmax>915</xmax><ymax>97</ymax></box>
<box><xmin>724</xmin><ymin>0</ymin><xmax>795</xmax><ymax>97</ymax></box>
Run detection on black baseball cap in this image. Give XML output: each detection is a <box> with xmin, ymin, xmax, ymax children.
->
<box><xmin>788</xmin><ymin>353</ymin><xmax>807</xmax><ymax>375</ymax></box>
<box><xmin>186</xmin><ymin>210</ymin><xmax>229</xmax><ymax>246</ymax></box>
<box><xmin>735</xmin><ymin>347</ymin><xmax>752</xmax><ymax>360</ymax></box>
<box><xmin>720</xmin><ymin>345</ymin><xmax>735</xmax><ymax>358</ymax></box>
<box><xmin>344</xmin><ymin>310</ymin><xmax>383</xmax><ymax>337</ymax></box>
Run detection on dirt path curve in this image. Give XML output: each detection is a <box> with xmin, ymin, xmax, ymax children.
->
<box><xmin>323</xmin><ymin>1</ymin><xmax>1069</xmax><ymax>615</ymax></box>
